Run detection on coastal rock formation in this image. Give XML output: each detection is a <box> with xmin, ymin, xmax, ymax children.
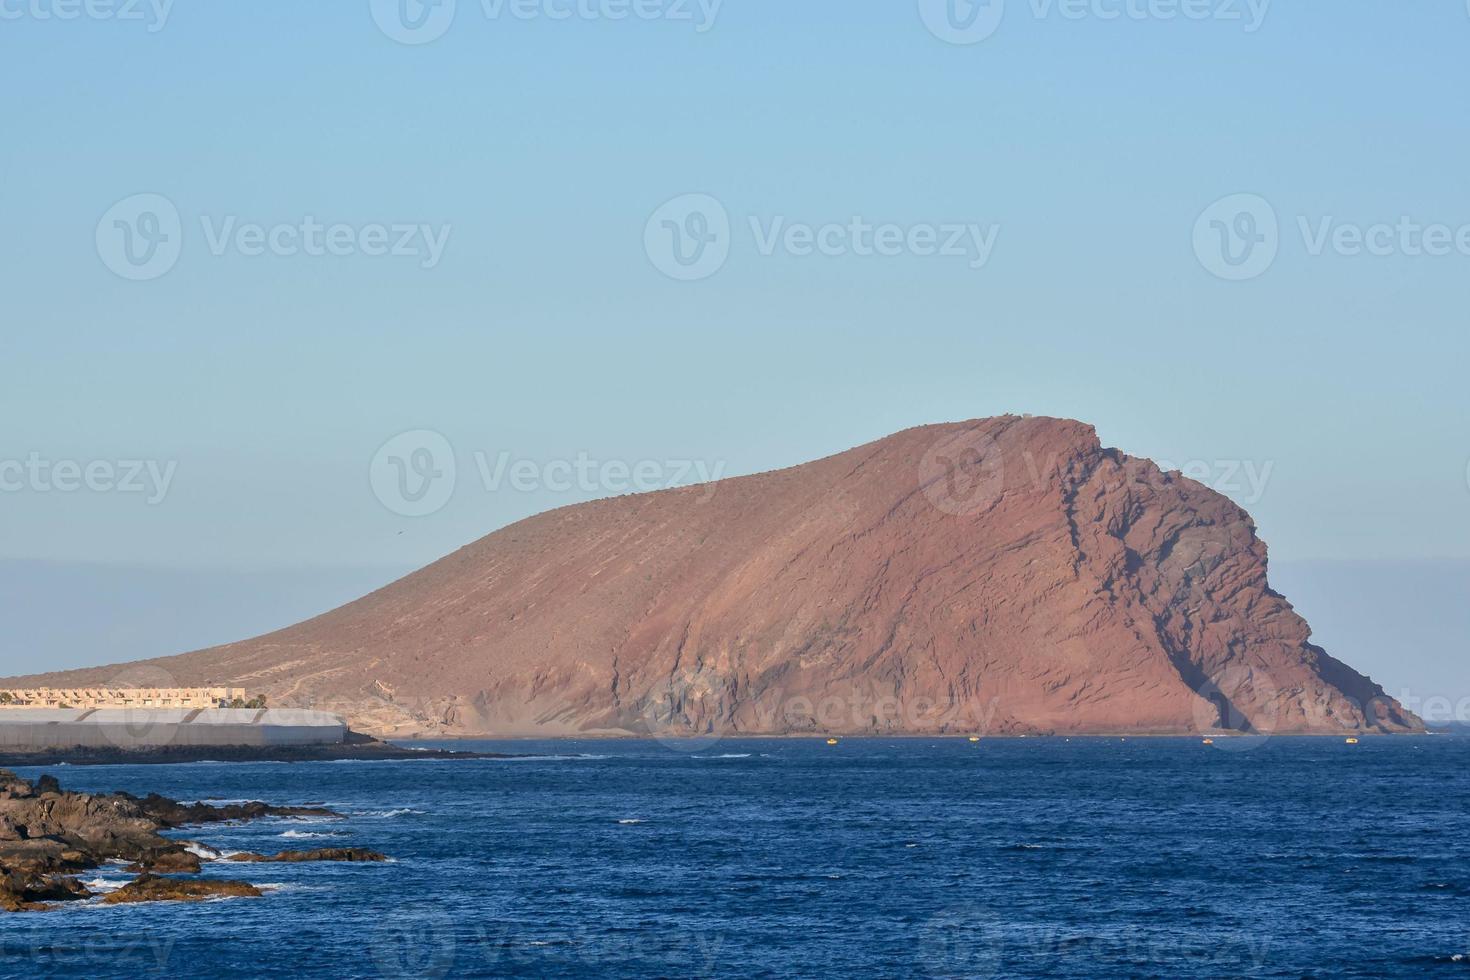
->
<box><xmin>224</xmin><ymin>847</ymin><xmax>388</xmax><ymax>863</ymax></box>
<box><xmin>125</xmin><ymin>794</ymin><xmax>337</xmax><ymax>828</ymax></box>
<box><xmin>101</xmin><ymin>873</ymin><xmax>262</xmax><ymax>905</ymax></box>
<box><xmin>0</xmin><ymin>768</ymin><xmax>371</xmax><ymax>913</ymax></box>
<box><xmin>4</xmin><ymin>417</ymin><xmax>1422</xmax><ymax>737</ymax></box>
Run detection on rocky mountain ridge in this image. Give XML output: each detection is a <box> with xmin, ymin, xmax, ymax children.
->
<box><xmin>4</xmin><ymin>417</ymin><xmax>1420</xmax><ymax>738</ymax></box>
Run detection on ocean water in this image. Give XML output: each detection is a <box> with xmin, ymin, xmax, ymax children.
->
<box><xmin>3</xmin><ymin>736</ymin><xmax>1469</xmax><ymax>978</ymax></box>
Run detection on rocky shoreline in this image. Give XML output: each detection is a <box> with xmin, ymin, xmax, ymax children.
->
<box><xmin>0</xmin><ymin>769</ymin><xmax>385</xmax><ymax>912</ymax></box>
<box><xmin>0</xmin><ymin>732</ymin><xmax>514</xmax><ymax>768</ymax></box>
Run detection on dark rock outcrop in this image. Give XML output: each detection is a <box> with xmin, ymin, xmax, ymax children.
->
<box><xmin>121</xmin><ymin>793</ymin><xmax>338</xmax><ymax>828</ymax></box>
<box><xmin>224</xmin><ymin>847</ymin><xmax>387</xmax><ymax>863</ymax></box>
<box><xmin>101</xmin><ymin>873</ymin><xmax>261</xmax><ymax>905</ymax></box>
<box><xmin>0</xmin><ymin>769</ymin><xmax>380</xmax><ymax>913</ymax></box>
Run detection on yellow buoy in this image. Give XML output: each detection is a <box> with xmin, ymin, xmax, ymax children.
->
<box><xmin>968</xmin><ymin>736</ymin><xmax>981</xmax><ymax>743</ymax></box>
<box><xmin>1202</xmin><ymin>738</ymin><xmax>1214</xmax><ymax>745</ymax></box>
<box><xmin>826</xmin><ymin>737</ymin><xmax>839</xmax><ymax>746</ymax></box>
<box><xmin>1345</xmin><ymin>737</ymin><xmax>1360</xmax><ymax>745</ymax></box>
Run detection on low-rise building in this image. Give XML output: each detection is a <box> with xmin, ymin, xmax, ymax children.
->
<box><xmin>0</xmin><ymin>688</ymin><xmax>248</xmax><ymax>710</ymax></box>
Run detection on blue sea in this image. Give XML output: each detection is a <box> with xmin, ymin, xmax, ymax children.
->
<box><xmin>3</xmin><ymin>736</ymin><xmax>1468</xmax><ymax>978</ymax></box>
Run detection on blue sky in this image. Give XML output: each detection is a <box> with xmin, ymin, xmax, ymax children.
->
<box><xmin>2</xmin><ymin>2</ymin><xmax>1467</xmax><ymax>693</ymax></box>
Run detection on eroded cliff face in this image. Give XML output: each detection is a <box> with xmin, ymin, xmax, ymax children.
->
<box><xmin>6</xmin><ymin>417</ymin><xmax>1420</xmax><ymax>737</ymax></box>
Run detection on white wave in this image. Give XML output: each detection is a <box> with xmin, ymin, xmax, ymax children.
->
<box><xmin>185</xmin><ymin>843</ymin><xmax>221</xmax><ymax>859</ymax></box>
<box><xmin>693</xmin><ymin>753</ymin><xmax>752</xmax><ymax>759</ymax></box>
<box><xmin>279</xmin><ymin>830</ymin><xmax>339</xmax><ymax>839</ymax></box>
<box><xmin>616</xmin><ymin>819</ymin><xmax>645</xmax><ymax>825</ymax></box>
<box><xmin>352</xmin><ymin>808</ymin><xmax>425</xmax><ymax>818</ymax></box>
<box><xmin>82</xmin><ymin>877</ymin><xmax>128</xmax><ymax>894</ymax></box>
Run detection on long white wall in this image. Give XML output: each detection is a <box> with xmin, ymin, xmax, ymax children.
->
<box><xmin>0</xmin><ymin>707</ymin><xmax>346</xmax><ymax>749</ymax></box>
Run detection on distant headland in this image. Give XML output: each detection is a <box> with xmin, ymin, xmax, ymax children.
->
<box><xmin>1</xmin><ymin>417</ymin><xmax>1422</xmax><ymax>740</ymax></box>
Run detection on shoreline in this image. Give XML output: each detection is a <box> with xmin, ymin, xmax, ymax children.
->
<box><xmin>382</xmin><ymin>729</ymin><xmax>1447</xmax><ymax>742</ymax></box>
<box><xmin>0</xmin><ymin>739</ymin><xmax>515</xmax><ymax>768</ymax></box>
<box><xmin>2</xmin><ymin>729</ymin><xmax>1451</xmax><ymax>767</ymax></box>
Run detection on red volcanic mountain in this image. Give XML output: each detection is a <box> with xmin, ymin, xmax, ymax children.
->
<box><xmin>6</xmin><ymin>417</ymin><xmax>1419</xmax><ymax>738</ymax></box>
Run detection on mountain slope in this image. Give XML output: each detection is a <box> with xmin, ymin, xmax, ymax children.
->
<box><xmin>4</xmin><ymin>417</ymin><xmax>1420</xmax><ymax>737</ymax></box>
